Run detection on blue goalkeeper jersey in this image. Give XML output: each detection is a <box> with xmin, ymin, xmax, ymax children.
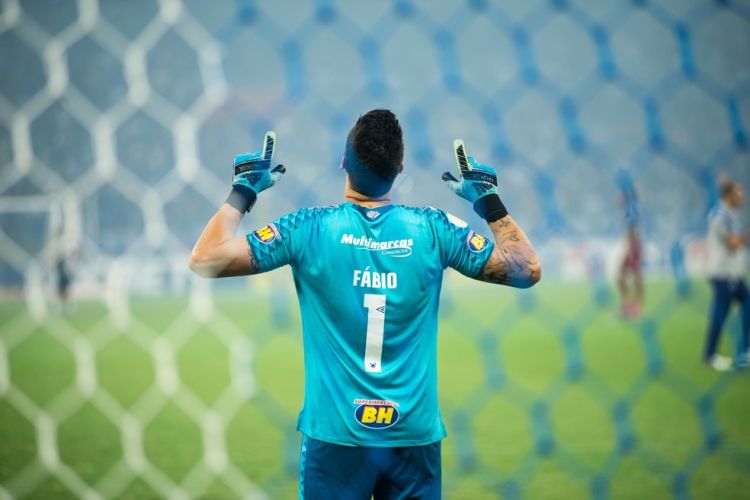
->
<box><xmin>246</xmin><ymin>201</ymin><xmax>493</xmax><ymax>446</ymax></box>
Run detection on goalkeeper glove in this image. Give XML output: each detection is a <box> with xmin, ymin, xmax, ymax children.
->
<box><xmin>442</xmin><ymin>139</ymin><xmax>508</xmax><ymax>222</ymax></box>
<box><xmin>226</xmin><ymin>131</ymin><xmax>286</xmax><ymax>213</ymax></box>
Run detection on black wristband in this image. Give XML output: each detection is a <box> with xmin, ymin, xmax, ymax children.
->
<box><xmin>473</xmin><ymin>194</ymin><xmax>508</xmax><ymax>222</ymax></box>
<box><xmin>225</xmin><ymin>184</ymin><xmax>257</xmax><ymax>213</ymax></box>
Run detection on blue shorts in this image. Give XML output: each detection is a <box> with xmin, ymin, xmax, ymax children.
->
<box><xmin>298</xmin><ymin>435</ymin><xmax>441</xmax><ymax>500</ymax></box>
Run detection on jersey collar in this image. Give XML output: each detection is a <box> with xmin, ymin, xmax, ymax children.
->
<box><xmin>344</xmin><ymin>201</ymin><xmax>395</xmax><ymax>220</ymax></box>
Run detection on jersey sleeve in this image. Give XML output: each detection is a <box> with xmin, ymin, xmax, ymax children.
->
<box><xmin>430</xmin><ymin>210</ymin><xmax>494</xmax><ymax>277</ymax></box>
<box><xmin>246</xmin><ymin>208</ymin><xmax>315</xmax><ymax>273</ymax></box>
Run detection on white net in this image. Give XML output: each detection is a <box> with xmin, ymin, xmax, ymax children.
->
<box><xmin>1</xmin><ymin>0</ymin><xmax>750</xmax><ymax>498</ymax></box>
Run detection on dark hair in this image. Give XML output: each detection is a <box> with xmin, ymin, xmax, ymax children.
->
<box><xmin>345</xmin><ymin>109</ymin><xmax>404</xmax><ymax>196</ymax></box>
<box><xmin>719</xmin><ymin>177</ymin><xmax>739</xmax><ymax>198</ymax></box>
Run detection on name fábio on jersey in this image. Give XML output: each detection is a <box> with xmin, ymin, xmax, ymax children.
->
<box><xmin>353</xmin><ymin>267</ymin><xmax>398</xmax><ymax>289</ymax></box>
<box><xmin>354</xmin><ymin>399</ymin><xmax>400</xmax><ymax>429</ymax></box>
<box><xmin>340</xmin><ymin>234</ymin><xmax>413</xmax><ymax>257</ymax></box>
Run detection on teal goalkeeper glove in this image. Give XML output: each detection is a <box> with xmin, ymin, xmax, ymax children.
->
<box><xmin>442</xmin><ymin>139</ymin><xmax>508</xmax><ymax>222</ymax></box>
<box><xmin>226</xmin><ymin>131</ymin><xmax>286</xmax><ymax>213</ymax></box>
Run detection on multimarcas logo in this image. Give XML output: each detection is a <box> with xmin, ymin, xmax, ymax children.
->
<box><xmin>339</xmin><ymin>234</ymin><xmax>414</xmax><ymax>257</ymax></box>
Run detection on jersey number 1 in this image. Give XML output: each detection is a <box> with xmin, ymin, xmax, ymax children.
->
<box><xmin>363</xmin><ymin>294</ymin><xmax>386</xmax><ymax>373</ymax></box>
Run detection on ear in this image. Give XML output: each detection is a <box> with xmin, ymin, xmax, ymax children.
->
<box><xmin>397</xmin><ymin>162</ymin><xmax>404</xmax><ymax>174</ymax></box>
<box><xmin>340</xmin><ymin>156</ymin><xmax>346</xmax><ymax>170</ymax></box>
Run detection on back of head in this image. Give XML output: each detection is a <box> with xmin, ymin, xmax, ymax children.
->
<box><xmin>719</xmin><ymin>177</ymin><xmax>738</xmax><ymax>200</ymax></box>
<box><xmin>718</xmin><ymin>176</ymin><xmax>745</xmax><ymax>209</ymax></box>
<box><xmin>344</xmin><ymin>109</ymin><xmax>404</xmax><ymax>197</ymax></box>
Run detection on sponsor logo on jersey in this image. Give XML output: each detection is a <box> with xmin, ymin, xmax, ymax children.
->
<box><xmin>468</xmin><ymin>231</ymin><xmax>488</xmax><ymax>252</ymax></box>
<box><xmin>340</xmin><ymin>234</ymin><xmax>413</xmax><ymax>258</ymax></box>
<box><xmin>366</xmin><ymin>210</ymin><xmax>381</xmax><ymax>220</ymax></box>
<box><xmin>252</xmin><ymin>223</ymin><xmax>280</xmax><ymax>244</ymax></box>
<box><xmin>353</xmin><ymin>399</ymin><xmax>400</xmax><ymax>429</ymax></box>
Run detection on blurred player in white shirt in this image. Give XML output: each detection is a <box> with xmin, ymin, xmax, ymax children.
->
<box><xmin>704</xmin><ymin>178</ymin><xmax>750</xmax><ymax>371</ymax></box>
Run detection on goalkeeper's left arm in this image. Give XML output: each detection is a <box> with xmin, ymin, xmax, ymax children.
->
<box><xmin>189</xmin><ymin>132</ymin><xmax>286</xmax><ymax>278</ymax></box>
<box><xmin>442</xmin><ymin>139</ymin><xmax>541</xmax><ymax>288</ymax></box>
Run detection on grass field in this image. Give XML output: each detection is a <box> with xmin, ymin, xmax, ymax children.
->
<box><xmin>1</xmin><ymin>277</ymin><xmax>749</xmax><ymax>499</ymax></box>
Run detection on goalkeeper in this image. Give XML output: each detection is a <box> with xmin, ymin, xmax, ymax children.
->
<box><xmin>190</xmin><ymin>110</ymin><xmax>540</xmax><ymax>499</ymax></box>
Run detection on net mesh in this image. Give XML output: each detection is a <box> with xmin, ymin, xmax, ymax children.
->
<box><xmin>0</xmin><ymin>0</ymin><xmax>749</xmax><ymax>498</ymax></box>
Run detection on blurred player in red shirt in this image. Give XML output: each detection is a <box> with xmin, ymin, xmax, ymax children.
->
<box><xmin>617</xmin><ymin>172</ymin><xmax>643</xmax><ymax>320</ymax></box>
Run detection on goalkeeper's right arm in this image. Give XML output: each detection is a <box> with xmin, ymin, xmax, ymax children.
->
<box><xmin>189</xmin><ymin>204</ymin><xmax>257</xmax><ymax>278</ymax></box>
<box><xmin>442</xmin><ymin>139</ymin><xmax>541</xmax><ymax>288</ymax></box>
<box><xmin>189</xmin><ymin>132</ymin><xmax>285</xmax><ymax>278</ymax></box>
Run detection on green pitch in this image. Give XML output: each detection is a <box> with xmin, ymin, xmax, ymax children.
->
<box><xmin>1</xmin><ymin>279</ymin><xmax>749</xmax><ymax>499</ymax></box>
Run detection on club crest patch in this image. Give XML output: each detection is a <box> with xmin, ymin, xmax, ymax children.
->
<box><xmin>468</xmin><ymin>231</ymin><xmax>488</xmax><ymax>252</ymax></box>
<box><xmin>253</xmin><ymin>223</ymin><xmax>280</xmax><ymax>244</ymax></box>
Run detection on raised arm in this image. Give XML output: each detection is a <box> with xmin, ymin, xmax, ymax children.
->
<box><xmin>189</xmin><ymin>205</ymin><xmax>258</xmax><ymax>278</ymax></box>
<box><xmin>189</xmin><ymin>132</ymin><xmax>286</xmax><ymax>278</ymax></box>
<box><xmin>442</xmin><ymin>139</ymin><xmax>540</xmax><ymax>288</ymax></box>
<box><xmin>478</xmin><ymin>215</ymin><xmax>541</xmax><ymax>288</ymax></box>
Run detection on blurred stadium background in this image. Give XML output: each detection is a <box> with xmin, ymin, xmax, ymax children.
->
<box><xmin>1</xmin><ymin>0</ymin><xmax>750</xmax><ymax>498</ymax></box>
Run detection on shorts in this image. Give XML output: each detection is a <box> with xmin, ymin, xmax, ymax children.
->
<box><xmin>298</xmin><ymin>435</ymin><xmax>441</xmax><ymax>500</ymax></box>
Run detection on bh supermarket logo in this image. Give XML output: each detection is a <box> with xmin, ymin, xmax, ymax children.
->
<box><xmin>353</xmin><ymin>399</ymin><xmax>400</xmax><ymax>429</ymax></box>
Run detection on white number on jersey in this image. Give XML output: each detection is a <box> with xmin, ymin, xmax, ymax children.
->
<box><xmin>363</xmin><ymin>293</ymin><xmax>386</xmax><ymax>373</ymax></box>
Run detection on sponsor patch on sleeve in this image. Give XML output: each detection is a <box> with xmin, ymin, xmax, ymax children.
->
<box><xmin>467</xmin><ymin>231</ymin><xmax>488</xmax><ymax>252</ymax></box>
<box><xmin>252</xmin><ymin>223</ymin><xmax>280</xmax><ymax>244</ymax></box>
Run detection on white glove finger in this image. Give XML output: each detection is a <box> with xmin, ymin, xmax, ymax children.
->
<box><xmin>453</xmin><ymin>139</ymin><xmax>471</xmax><ymax>173</ymax></box>
<box><xmin>262</xmin><ymin>131</ymin><xmax>276</xmax><ymax>161</ymax></box>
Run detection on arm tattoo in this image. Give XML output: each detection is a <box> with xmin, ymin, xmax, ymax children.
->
<box><xmin>478</xmin><ymin>215</ymin><xmax>541</xmax><ymax>288</ymax></box>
